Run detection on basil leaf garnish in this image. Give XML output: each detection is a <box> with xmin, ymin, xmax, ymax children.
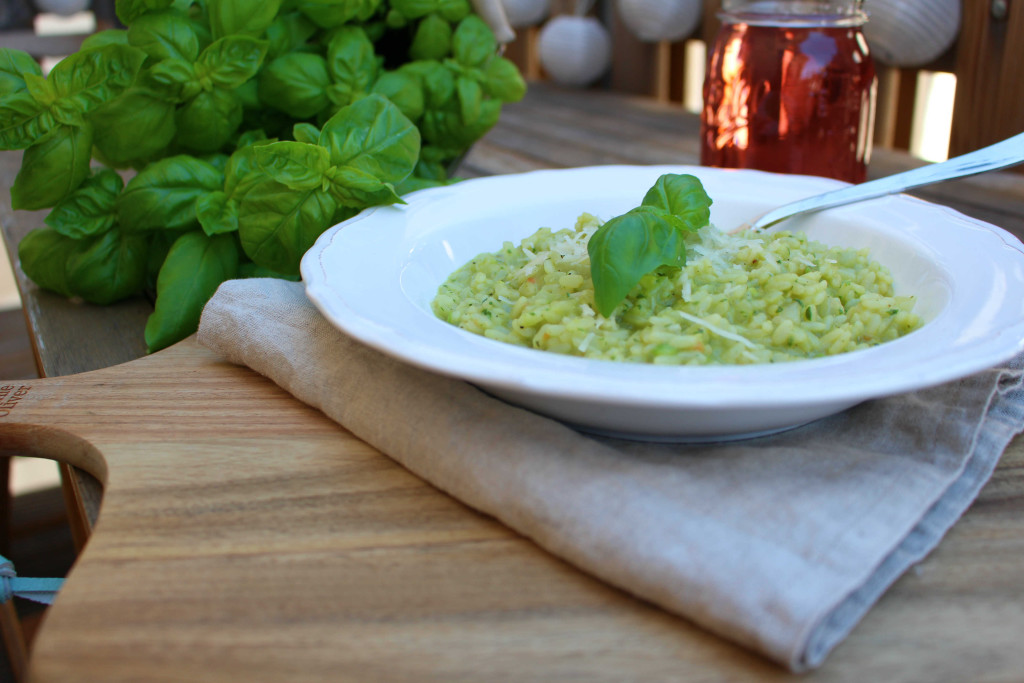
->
<box><xmin>588</xmin><ymin>173</ymin><xmax>713</xmax><ymax>317</ymax></box>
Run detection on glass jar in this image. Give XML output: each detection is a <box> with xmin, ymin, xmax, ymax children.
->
<box><xmin>700</xmin><ymin>0</ymin><xmax>877</xmax><ymax>183</ymax></box>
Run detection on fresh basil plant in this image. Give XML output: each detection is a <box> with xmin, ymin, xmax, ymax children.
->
<box><xmin>1</xmin><ymin>0</ymin><xmax>525</xmax><ymax>351</ymax></box>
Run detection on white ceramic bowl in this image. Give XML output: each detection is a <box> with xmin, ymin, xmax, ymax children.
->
<box><xmin>302</xmin><ymin>165</ymin><xmax>1024</xmax><ymax>441</ymax></box>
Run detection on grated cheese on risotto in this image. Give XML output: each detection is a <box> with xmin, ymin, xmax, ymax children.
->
<box><xmin>430</xmin><ymin>213</ymin><xmax>922</xmax><ymax>365</ymax></box>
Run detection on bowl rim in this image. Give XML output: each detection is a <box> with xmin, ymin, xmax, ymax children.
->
<box><xmin>302</xmin><ymin>164</ymin><xmax>1024</xmax><ymax>415</ymax></box>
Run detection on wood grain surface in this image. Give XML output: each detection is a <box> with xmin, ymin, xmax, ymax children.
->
<box><xmin>0</xmin><ymin>337</ymin><xmax>1022</xmax><ymax>682</ymax></box>
<box><xmin>3</xmin><ymin>81</ymin><xmax>1024</xmax><ymax>682</ymax></box>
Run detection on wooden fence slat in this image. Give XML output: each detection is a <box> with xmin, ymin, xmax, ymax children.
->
<box><xmin>949</xmin><ymin>0</ymin><xmax>1024</xmax><ymax>160</ymax></box>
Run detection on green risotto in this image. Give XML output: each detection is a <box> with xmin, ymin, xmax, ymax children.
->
<box><xmin>431</xmin><ymin>213</ymin><xmax>922</xmax><ymax>365</ymax></box>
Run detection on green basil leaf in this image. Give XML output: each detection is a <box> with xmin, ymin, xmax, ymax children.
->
<box><xmin>325</xmin><ymin>165</ymin><xmax>402</xmax><ymax>207</ymax></box>
<box><xmin>234</xmin><ymin>128</ymin><xmax>270</xmax><ymax>150</ymax></box>
<box><xmin>116</xmin><ymin>0</ymin><xmax>175</xmax><ymax>25</ymax></box>
<box><xmin>196</xmin><ymin>36</ymin><xmax>268</xmax><ymax>90</ymax></box>
<box><xmin>18</xmin><ymin>228</ymin><xmax>78</xmax><ymax>297</ymax></box>
<box><xmin>292</xmin><ymin>122</ymin><xmax>321</xmax><ymax>145</ymax></box>
<box><xmin>45</xmin><ymin>168</ymin><xmax>124</xmax><ymax>239</ymax></box>
<box><xmin>452</xmin><ymin>15</ymin><xmax>495</xmax><ymax>67</ymax></box>
<box><xmin>385</xmin><ymin>9</ymin><xmax>409</xmax><ymax>28</ymax></box>
<box><xmin>127</xmin><ymin>9</ymin><xmax>201</xmax><ymax>61</ymax></box>
<box><xmin>0</xmin><ymin>90</ymin><xmax>55</xmax><ymax>150</ymax></box>
<box><xmin>421</xmin><ymin>97</ymin><xmax>498</xmax><ymax>150</ymax></box>
<box><xmin>144</xmin><ymin>228</ymin><xmax>186</xmax><ymax>290</ymax></box>
<box><xmin>141</xmin><ymin>57</ymin><xmax>201</xmax><ymax>102</ymax></box>
<box><xmin>237</xmin><ymin>80</ymin><xmax>264</xmax><ymax>116</ymax></box>
<box><xmin>419</xmin><ymin>108</ymin><xmax>454</xmax><ymax>150</ymax></box>
<box><xmin>257</xmin><ymin>52</ymin><xmax>330</xmax><ymax>119</ymax></box>
<box><xmin>587</xmin><ymin>206</ymin><xmax>690</xmax><ymax>318</ymax></box>
<box><xmin>255</xmin><ymin>140</ymin><xmax>331</xmax><ymax>191</ymax></box>
<box><xmin>207</xmin><ymin>0</ymin><xmax>282</xmax><ymax>39</ymax></box>
<box><xmin>265</xmin><ymin>11</ymin><xmax>318</xmax><ymax>59</ymax></box>
<box><xmin>224</xmin><ymin>141</ymin><xmax>269</xmax><ymax>196</ymax></box>
<box><xmin>237</xmin><ymin>177</ymin><xmax>337</xmax><ymax>275</ymax></box>
<box><xmin>455</xmin><ymin>75</ymin><xmax>481</xmax><ymax>125</ymax></box>
<box><xmin>296</xmin><ymin>0</ymin><xmax>383</xmax><ymax>28</ymax></box>
<box><xmin>640</xmin><ymin>173</ymin><xmax>713</xmax><ymax>231</ymax></box>
<box><xmin>395</xmin><ymin>172</ymin><xmax>453</xmax><ymax>196</ymax></box>
<box><xmin>174</xmin><ymin>87</ymin><xmax>243</xmax><ymax>152</ymax></box>
<box><xmin>145</xmin><ymin>230</ymin><xmax>240</xmax><ymax>352</ymax></box>
<box><xmin>463</xmin><ymin>97</ymin><xmax>501</xmax><ymax>140</ymax></box>
<box><xmin>66</xmin><ymin>228</ymin><xmax>149</xmax><ymax>305</ymax></box>
<box><xmin>47</xmin><ymin>44</ymin><xmax>147</xmax><ymax>114</ymax></box>
<box><xmin>319</xmin><ymin>93</ymin><xmax>419</xmax><ymax>185</ymax></box>
<box><xmin>399</xmin><ymin>153</ymin><xmax>460</xmax><ymax>192</ymax></box>
<box><xmin>11</xmin><ymin>123</ymin><xmax>92</xmax><ymax>210</ymax></box>
<box><xmin>325</xmin><ymin>26</ymin><xmax>379</xmax><ymax>107</ymax></box>
<box><xmin>80</xmin><ymin>29</ymin><xmax>130</xmax><ymax>52</ymax></box>
<box><xmin>410</xmin><ymin>14</ymin><xmax>452</xmax><ymax>61</ymax></box>
<box><xmin>437</xmin><ymin>0</ymin><xmax>471</xmax><ymax>22</ymax></box>
<box><xmin>482</xmin><ymin>56</ymin><xmax>526</xmax><ymax>102</ymax></box>
<box><xmin>412</xmin><ymin>154</ymin><xmax>450</xmax><ymax>180</ymax></box>
<box><xmin>90</xmin><ymin>89</ymin><xmax>176</xmax><ymax>167</ymax></box>
<box><xmin>117</xmin><ymin>154</ymin><xmax>224</xmax><ymax>231</ymax></box>
<box><xmin>202</xmin><ymin>152</ymin><xmax>231</xmax><ymax>173</ymax></box>
<box><xmin>23</xmin><ymin>73</ymin><xmax>56</xmax><ymax>109</ymax></box>
<box><xmin>187</xmin><ymin>11</ymin><xmax>214</xmax><ymax>53</ymax></box>
<box><xmin>365</xmin><ymin>19</ymin><xmax>387</xmax><ymax>42</ymax></box>
<box><xmin>370</xmin><ymin>70</ymin><xmax>424</xmax><ymax>122</ymax></box>
<box><xmin>400</xmin><ymin>60</ymin><xmax>453</xmax><ymax>109</ymax></box>
<box><xmin>390</xmin><ymin>0</ymin><xmax>434</xmax><ymax>20</ymax></box>
<box><xmin>586</xmin><ymin>174</ymin><xmax>714</xmax><ymax>317</ymax></box>
<box><xmin>23</xmin><ymin>74</ymin><xmax>56</xmax><ymax>111</ymax></box>
<box><xmin>0</xmin><ymin>48</ymin><xmax>42</xmax><ymax>98</ymax></box>
<box><xmin>330</xmin><ymin>203</ymin><xmax>359</xmax><ymax>226</ymax></box>
<box><xmin>196</xmin><ymin>191</ymin><xmax>239</xmax><ymax>235</ymax></box>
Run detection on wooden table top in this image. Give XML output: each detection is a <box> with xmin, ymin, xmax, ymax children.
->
<box><xmin>3</xmin><ymin>81</ymin><xmax>1024</xmax><ymax>682</ymax></box>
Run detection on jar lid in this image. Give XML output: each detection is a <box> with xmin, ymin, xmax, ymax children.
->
<box><xmin>719</xmin><ymin>0</ymin><xmax>867</xmax><ymax>26</ymax></box>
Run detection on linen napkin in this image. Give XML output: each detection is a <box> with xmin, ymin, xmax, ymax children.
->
<box><xmin>197</xmin><ymin>277</ymin><xmax>1024</xmax><ymax>672</ymax></box>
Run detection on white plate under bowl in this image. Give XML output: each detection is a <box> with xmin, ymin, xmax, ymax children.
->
<box><xmin>301</xmin><ymin>165</ymin><xmax>1024</xmax><ymax>441</ymax></box>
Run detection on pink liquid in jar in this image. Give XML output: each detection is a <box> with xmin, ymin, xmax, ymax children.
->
<box><xmin>701</xmin><ymin>6</ymin><xmax>877</xmax><ymax>183</ymax></box>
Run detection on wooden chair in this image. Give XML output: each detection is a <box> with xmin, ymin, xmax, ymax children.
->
<box><xmin>1</xmin><ymin>457</ymin><xmax>27</xmax><ymax>683</ymax></box>
<box><xmin>1</xmin><ymin>550</ymin><xmax>64</xmax><ymax>683</ymax></box>
<box><xmin>1</xmin><ymin>597</ymin><xmax>29</xmax><ymax>682</ymax></box>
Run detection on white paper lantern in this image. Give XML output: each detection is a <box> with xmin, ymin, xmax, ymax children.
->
<box><xmin>538</xmin><ymin>15</ymin><xmax>612</xmax><ymax>87</ymax></box>
<box><xmin>500</xmin><ymin>0</ymin><xmax>551</xmax><ymax>28</ymax></box>
<box><xmin>617</xmin><ymin>0</ymin><xmax>702</xmax><ymax>43</ymax></box>
<box><xmin>863</xmin><ymin>0</ymin><xmax>961</xmax><ymax>67</ymax></box>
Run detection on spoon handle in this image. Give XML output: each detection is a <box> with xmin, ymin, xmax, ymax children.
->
<box><xmin>747</xmin><ymin>131</ymin><xmax>1024</xmax><ymax>231</ymax></box>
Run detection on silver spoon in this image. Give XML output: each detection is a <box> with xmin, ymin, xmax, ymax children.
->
<box><xmin>735</xmin><ymin>131</ymin><xmax>1024</xmax><ymax>233</ymax></box>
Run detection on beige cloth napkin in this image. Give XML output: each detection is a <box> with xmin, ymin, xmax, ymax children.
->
<box><xmin>197</xmin><ymin>277</ymin><xmax>1024</xmax><ymax>672</ymax></box>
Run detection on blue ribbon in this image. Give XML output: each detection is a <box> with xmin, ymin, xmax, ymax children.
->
<box><xmin>0</xmin><ymin>554</ymin><xmax>63</xmax><ymax>605</ymax></box>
